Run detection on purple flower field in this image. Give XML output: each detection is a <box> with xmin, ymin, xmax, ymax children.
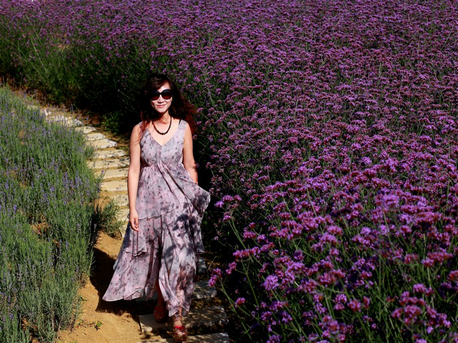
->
<box><xmin>1</xmin><ymin>0</ymin><xmax>458</xmax><ymax>341</ymax></box>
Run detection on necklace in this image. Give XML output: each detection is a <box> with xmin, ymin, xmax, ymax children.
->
<box><xmin>152</xmin><ymin>117</ymin><xmax>172</xmax><ymax>135</ymax></box>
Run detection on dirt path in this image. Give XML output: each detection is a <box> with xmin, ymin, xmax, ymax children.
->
<box><xmin>57</xmin><ymin>232</ymin><xmax>164</xmax><ymax>343</ymax></box>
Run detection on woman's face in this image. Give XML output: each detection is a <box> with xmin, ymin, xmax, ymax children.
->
<box><xmin>150</xmin><ymin>81</ymin><xmax>173</xmax><ymax>116</ymax></box>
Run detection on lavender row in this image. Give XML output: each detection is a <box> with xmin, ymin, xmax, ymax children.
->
<box><xmin>0</xmin><ymin>88</ymin><xmax>100</xmax><ymax>342</ymax></box>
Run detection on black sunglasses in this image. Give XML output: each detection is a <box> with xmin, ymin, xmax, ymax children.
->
<box><xmin>151</xmin><ymin>89</ymin><xmax>173</xmax><ymax>100</ymax></box>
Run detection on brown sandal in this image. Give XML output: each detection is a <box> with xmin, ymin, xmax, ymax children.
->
<box><xmin>153</xmin><ymin>305</ymin><xmax>167</xmax><ymax>323</ymax></box>
<box><xmin>173</xmin><ymin>325</ymin><xmax>188</xmax><ymax>342</ymax></box>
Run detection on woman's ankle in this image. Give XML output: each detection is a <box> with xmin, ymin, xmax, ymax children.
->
<box><xmin>173</xmin><ymin>315</ymin><xmax>183</xmax><ymax>327</ymax></box>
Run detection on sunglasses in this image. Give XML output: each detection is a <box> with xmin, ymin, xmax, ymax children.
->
<box><xmin>151</xmin><ymin>89</ymin><xmax>173</xmax><ymax>100</ymax></box>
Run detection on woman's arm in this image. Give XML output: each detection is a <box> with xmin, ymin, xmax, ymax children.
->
<box><xmin>128</xmin><ymin>124</ymin><xmax>141</xmax><ymax>231</ymax></box>
<box><xmin>183</xmin><ymin>123</ymin><xmax>198</xmax><ymax>184</ymax></box>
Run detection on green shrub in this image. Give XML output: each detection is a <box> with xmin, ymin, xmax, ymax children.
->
<box><xmin>0</xmin><ymin>88</ymin><xmax>100</xmax><ymax>342</ymax></box>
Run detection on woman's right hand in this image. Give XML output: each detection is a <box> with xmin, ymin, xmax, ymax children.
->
<box><xmin>129</xmin><ymin>210</ymin><xmax>139</xmax><ymax>232</ymax></box>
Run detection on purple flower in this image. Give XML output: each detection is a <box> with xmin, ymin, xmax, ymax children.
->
<box><xmin>413</xmin><ymin>284</ymin><xmax>427</xmax><ymax>294</ymax></box>
<box><xmin>266</xmin><ymin>335</ymin><xmax>281</xmax><ymax>343</ymax></box>
<box><xmin>234</xmin><ymin>297</ymin><xmax>245</xmax><ymax>308</ymax></box>
<box><xmin>263</xmin><ymin>275</ymin><xmax>279</xmax><ymax>291</ymax></box>
<box><xmin>348</xmin><ymin>300</ymin><xmax>362</xmax><ymax>313</ymax></box>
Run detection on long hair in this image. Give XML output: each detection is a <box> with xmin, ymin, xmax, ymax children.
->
<box><xmin>139</xmin><ymin>73</ymin><xmax>197</xmax><ymax>137</ymax></box>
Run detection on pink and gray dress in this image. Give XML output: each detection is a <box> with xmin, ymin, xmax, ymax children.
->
<box><xmin>102</xmin><ymin>120</ymin><xmax>210</xmax><ymax>317</ymax></box>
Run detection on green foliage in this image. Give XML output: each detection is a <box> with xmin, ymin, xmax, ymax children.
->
<box><xmin>0</xmin><ymin>88</ymin><xmax>100</xmax><ymax>342</ymax></box>
<box><xmin>92</xmin><ymin>199</ymin><xmax>125</xmax><ymax>237</ymax></box>
<box><xmin>102</xmin><ymin>110</ymin><xmax>127</xmax><ymax>135</ymax></box>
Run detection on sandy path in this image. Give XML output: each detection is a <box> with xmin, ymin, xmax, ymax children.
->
<box><xmin>57</xmin><ymin>232</ymin><xmax>163</xmax><ymax>343</ymax></box>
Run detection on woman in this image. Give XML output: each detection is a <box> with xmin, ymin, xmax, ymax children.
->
<box><xmin>103</xmin><ymin>73</ymin><xmax>210</xmax><ymax>342</ymax></box>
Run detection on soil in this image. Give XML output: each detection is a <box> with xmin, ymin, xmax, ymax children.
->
<box><xmin>56</xmin><ymin>232</ymin><xmax>164</xmax><ymax>343</ymax></box>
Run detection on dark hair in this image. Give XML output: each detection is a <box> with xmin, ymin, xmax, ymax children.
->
<box><xmin>139</xmin><ymin>73</ymin><xmax>197</xmax><ymax>136</ymax></box>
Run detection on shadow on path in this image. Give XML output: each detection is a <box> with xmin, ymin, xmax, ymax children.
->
<box><xmin>90</xmin><ymin>245</ymin><xmax>157</xmax><ymax>318</ymax></box>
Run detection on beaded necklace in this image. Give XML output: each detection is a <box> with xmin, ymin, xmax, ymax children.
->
<box><xmin>152</xmin><ymin>117</ymin><xmax>172</xmax><ymax>135</ymax></box>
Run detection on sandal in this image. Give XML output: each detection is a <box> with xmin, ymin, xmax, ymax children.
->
<box><xmin>173</xmin><ymin>325</ymin><xmax>188</xmax><ymax>342</ymax></box>
<box><xmin>153</xmin><ymin>305</ymin><xmax>168</xmax><ymax>323</ymax></box>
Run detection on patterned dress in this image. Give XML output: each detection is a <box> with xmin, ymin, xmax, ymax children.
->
<box><xmin>102</xmin><ymin>120</ymin><xmax>210</xmax><ymax>317</ymax></box>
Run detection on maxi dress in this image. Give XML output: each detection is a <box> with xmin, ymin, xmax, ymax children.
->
<box><xmin>102</xmin><ymin>120</ymin><xmax>210</xmax><ymax>317</ymax></box>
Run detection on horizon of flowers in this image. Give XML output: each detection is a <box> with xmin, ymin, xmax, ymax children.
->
<box><xmin>1</xmin><ymin>0</ymin><xmax>458</xmax><ymax>341</ymax></box>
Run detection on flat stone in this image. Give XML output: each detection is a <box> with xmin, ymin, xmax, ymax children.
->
<box><xmin>85</xmin><ymin>132</ymin><xmax>107</xmax><ymax>141</ymax></box>
<box><xmin>26</xmin><ymin>105</ymin><xmax>41</xmax><ymax>112</ymax></box>
<box><xmin>75</xmin><ymin>125</ymin><xmax>96</xmax><ymax>134</ymax></box>
<box><xmin>46</xmin><ymin>114</ymin><xmax>82</xmax><ymax>127</ymax></box>
<box><xmin>41</xmin><ymin>108</ymin><xmax>56</xmax><ymax>117</ymax></box>
<box><xmin>107</xmin><ymin>194</ymin><xmax>129</xmax><ymax>207</ymax></box>
<box><xmin>93</xmin><ymin>149</ymin><xmax>127</xmax><ymax>160</ymax></box>
<box><xmin>97</xmin><ymin>168</ymin><xmax>128</xmax><ymax>181</ymax></box>
<box><xmin>86</xmin><ymin>139</ymin><xmax>117</xmax><ymax>149</ymax></box>
<box><xmin>197</xmin><ymin>256</ymin><xmax>207</xmax><ymax>275</ymax></box>
<box><xmin>138</xmin><ymin>332</ymin><xmax>230</xmax><ymax>343</ymax></box>
<box><xmin>118</xmin><ymin>216</ymin><xmax>129</xmax><ymax>236</ymax></box>
<box><xmin>101</xmin><ymin>180</ymin><xmax>128</xmax><ymax>192</ymax></box>
<box><xmin>117</xmin><ymin>207</ymin><xmax>130</xmax><ymax>221</ymax></box>
<box><xmin>139</xmin><ymin>306</ymin><xmax>228</xmax><ymax>333</ymax></box>
<box><xmin>193</xmin><ymin>280</ymin><xmax>217</xmax><ymax>300</ymax></box>
<box><xmin>88</xmin><ymin>157</ymin><xmax>129</xmax><ymax>170</ymax></box>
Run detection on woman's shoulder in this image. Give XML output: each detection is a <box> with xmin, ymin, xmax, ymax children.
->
<box><xmin>130</xmin><ymin>122</ymin><xmax>144</xmax><ymax>141</ymax></box>
<box><xmin>132</xmin><ymin>122</ymin><xmax>143</xmax><ymax>133</ymax></box>
<box><xmin>177</xmin><ymin>118</ymin><xmax>188</xmax><ymax>127</ymax></box>
<box><xmin>175</xmin><ymin>116</ymin><xmax>187</xmax><ymax>123</ymax></box>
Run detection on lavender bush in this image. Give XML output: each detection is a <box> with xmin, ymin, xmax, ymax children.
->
<box><xmin>1</xmin><ymin>0</ymin><xmax>458</xmax><ymax>341</ymax></box>
<box><xmin>0</xmin><ymin>88</ymin><xmax>100</xmax><ymax>342</ymax></box>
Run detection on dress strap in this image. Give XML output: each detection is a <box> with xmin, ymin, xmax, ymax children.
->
<box><xmin>178</xmin><ymin>119</ymin><xmax>187</xmax><ymax>143</ymax></box>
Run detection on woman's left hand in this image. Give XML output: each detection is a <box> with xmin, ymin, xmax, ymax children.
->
<box><xmin>129</xmin><ymin>209</ymin><xmax>139</xmax><ymax>231</ymax></box>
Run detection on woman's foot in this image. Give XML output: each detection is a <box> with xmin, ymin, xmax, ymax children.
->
<box><xmin>173</xmin><ymin>325</ymin><xmax>188</xmax><ymax>342</ymax></box>
<box><xmin>173</xmin><ymin>311</ymin><xmax>187</xmax><ymax>342</ymax></box>
<box><xmin>153</xmin><ymin>304</ymin><xmax>168</xmax><ymax>323</ymax></box>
